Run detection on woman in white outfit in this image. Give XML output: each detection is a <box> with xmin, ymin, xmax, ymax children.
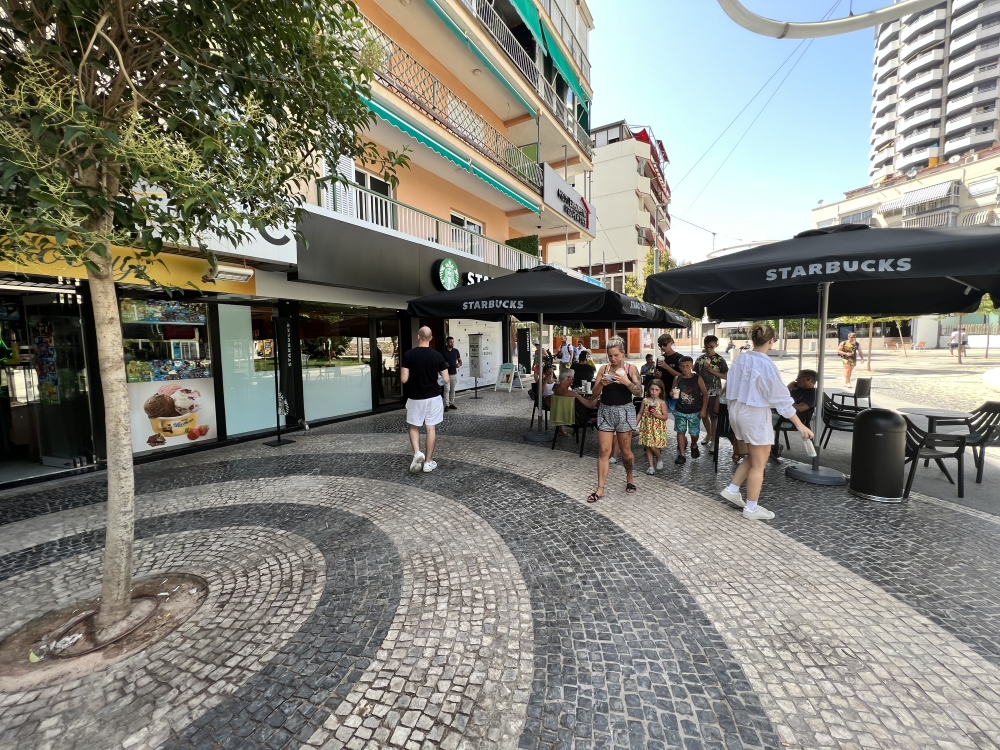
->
<box><xmin>720</xmin><ymin>323</ymin><xmax>814</xmax><ymax>520</ymax></box>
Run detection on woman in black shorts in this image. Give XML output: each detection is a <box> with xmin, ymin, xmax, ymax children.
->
<box><xmin>586</xmin><ymin>336</ymin><xmax>643</xmax><ymax>502</ymax></box>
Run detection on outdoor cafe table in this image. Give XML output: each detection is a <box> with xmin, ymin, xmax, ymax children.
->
<box><xmin>897</xmin><ymin>407</ymin><xmax>973</xmax><ymax>433</ymax></box>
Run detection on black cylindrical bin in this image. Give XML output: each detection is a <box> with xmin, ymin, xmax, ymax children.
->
<box><xmin>849</xmin><ymin>409</ymin><xmax>907</xmax><ymax>502</ymax></box>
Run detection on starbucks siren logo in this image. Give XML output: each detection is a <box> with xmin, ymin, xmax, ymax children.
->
<box><xmin>436</xmin><ymin>258</ymin><xmax>460</xmax><ymax>290</ymax></box>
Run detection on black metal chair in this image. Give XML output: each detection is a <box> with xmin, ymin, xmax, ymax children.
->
<box><xmin>528</xmin><ymin>384</ymin><xmax>549</xmax><ymax>431</ymax></box>
<box><xmin>833</xmin><ymin>378</ymin><xmax>872</xmax><ymax>409</ymax></box>
<box><xmin>933</xmin><ymin>401</ymin><xmax>1000</xmax><ymax>484</ymax></box>
<box><xmin>903</xmin><ymin>416</ymin><xmax>968</xmax><ymax>499</ymax></box>
<box><xmin>819</xmin><ymin>394</ymin><xmax>863</xmax><ymax>449</ymax></box>
<box><xmin>772</xmin><ymin>407</ymin><xmax>814</xmax><ymax>460</ymax></box>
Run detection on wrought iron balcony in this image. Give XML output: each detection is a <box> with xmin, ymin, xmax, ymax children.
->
<box><xmin>323</xmin><ymin>181</ymin><xmax>540</xmax><ymax>273</ymax></box>
<box><xmin>362</xmin><ymin>18</ymin><xmax>543</xmax><ymax>192</ymax></box>
<box><xmin>538</xmin><ymin>0</ymin><xmax>591</xmax><ymax>83</ymax></box>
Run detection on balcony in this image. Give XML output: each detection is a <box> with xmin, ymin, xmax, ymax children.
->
<box><xmin>869</xmin><ymin>162</ymin><xmax>896</xmax><ymax>181</ymax></box>
<box><xmin>898</xmin><ymin>106</ymin><xmax>941</xmax><ymax>133</ymax></box>
<box><xmin>955</xmin><ymin>0</ymin><xmax>984</xmax><ymax>11</ymax></box>
<box><xmin>323</xmin><ymin>181</ymin><xmax>540</xmax><ymax>272</ymax></box>
<box><xmin>947</xmin><ymin>64</ymin><xmax>999</xmax><ymax>96</ymax></box>
<box><xmin>952</xmin><ymin>0</ymin><xmax>1000</xmax><ymax>36</ymax></box>
<box><xmin>872</xmin><ymin>128</ymin><xmax>895</xmax><ymax>150</ymax></box>
<box><xmin>899</xmin><ymin>68</ymin><xmax>941</xmax><ymax>98</ymax></box>
<box><xmin>900</xmin><ymin>8</ymin><xmax>946</xmax><ymax>43</ymax></box>
<box><xmin>896</xmin><ymin>145</ymin><xmax>938</xmax><ymax>169</ymax></box>
<box><xmin>872</xmin><ymin>111</ymin><xmax>896</xmax><ymax>133</ymax></box>
<box><xmin>874</xmin><ymin>93</ymin><xmax>898</xmax><ymax>116</ymax></box>
<box><xmin>945</xmin><ymin>104</ymin><xmax>996</xmax><ymax>133</ymax></box>
<box><xmin>874</xmin><ymin>75</ymin><xmax>898</xmax><ymax>99</ymax></box>
<box><xmin>951</xmin><ymin>24</ymin><xmax>1000</xmax><ymax>56</ymax></box>
<box><xmin>872</xmin><ymin>146</ymin><xmax>895</xmax><ymax>168</ymax></box>
<box><xmin>877</xmin><ymin>20</ymin><xmax>900</xmax><ymax>47</ymax></box>
<box><xmin>949</xmin><ymin>40</ymin><xmax>1000</xmax><ymax>78</ymax></box>
<box><xmin>897</xmin><ymin>87</ymin><xmax>941</xmax><ymax>117</ymax></box>
<box><xmin>896</xmin><ymin>126</ymin><xmax>940</xmax><ymax>152</ymax></box>
<box><xmin>944</xmin><ymin>126</ymin><xmax>997</xmax><ymax>155</ymax></box>
<box><xmin>875</xmin><ymin>40</ymin><xmax>900</xmax><ymax>66</ymax></box>
<box><xmin>900</xmin><ymin>28</ymin><xmax>945</xmax><ymax>61</ymax></box>
<box><xmin>538</xmin><ymin>0</ymin><xmax>591</xmax><ymax>83</ymax></box>
<box><xmin>947</xmin><ymin>84</ymin><xmax>999</xmax><ymax>117</ymax></box>
<box><xmin>362</xmin><ymin>19</ymin><xmax>543</xmax><ymax>191</ymax></box>
<box><xmin>899</xmin><ymin>49</ymin><xmax>943</xmax><ymax>80</ymax></box>
<box><xmin>457</xmin><ymin>0</ymin><xmax>593</xmax><ymax>157</ymax></box>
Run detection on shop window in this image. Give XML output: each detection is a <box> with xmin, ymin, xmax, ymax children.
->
<box><xmin>218</xmin><ymin>304</ymin><xmax>282</xmax><ymax>437</ymax></box>
<box><xmin>299</xmin><ymin>307</ymin><xmax>372</xmax><ymax>421</ymax></box>
<box><xmin>121</xmin><ymin>299</ymin><xmax>217</xmax><ymax>454</ymax></box>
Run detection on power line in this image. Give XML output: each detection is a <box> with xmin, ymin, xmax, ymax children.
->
<box><xmin>673</xmin><ymin>0</ymin><xmax>845</xmax><ymax>193</ymax></box>
<box><xmin>671</xmin><ymin>214</ymin><xmax>743</xmax><ymax>243</ymax></box>
<box><xmin>683</xmin><ymin>0</ymin><xmax>845</xmax><ymax>214</ymax></box>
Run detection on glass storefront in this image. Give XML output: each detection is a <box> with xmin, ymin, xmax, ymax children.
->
<box><xmin>373</xmin><ymin>315</ymin><xmax>402</xmax><ymax>405</ymax></box>
<box><xmin>121</xmin><ymin>299</ymin><xmax>217</xmax><ymax>454</ymax></box>
<box><xmin>0</xmin><ymin>285</ymin><xmax>95</xmax><ymax>482</ymax></box>
<box><xmin>299</xmin><ymin>306</ymin><xmax>373</xmax><ymax>421</ymax></box>
<box><xmin>217</xmin><ymin>304</ymin><xmax>282</xmax><ymax>436</ymax></box>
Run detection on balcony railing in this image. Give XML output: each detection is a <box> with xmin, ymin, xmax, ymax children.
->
<box><xmin>458</xmin><ymin>0</ymin><xmax>594</xmax><ymax>157</ymax></box>
<box><xmin>538</xmin><ymin>0</ymin><xmax>591</xmax><ymax>83</ymax></box>
<box><xmin>362</xmin><ymin>18</ymin><xmax>543</xmax><ymax>192</ymax></box>
<box><xmin>324</xmin><ymin>181</ymin><xmax>540</xmax><ymax>273</ymax></box>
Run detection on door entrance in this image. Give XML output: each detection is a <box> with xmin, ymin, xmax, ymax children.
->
<box><xmin>372</xmin><ymin>316</ymin><xmax>402</xmax><ymax>406</ymax></box>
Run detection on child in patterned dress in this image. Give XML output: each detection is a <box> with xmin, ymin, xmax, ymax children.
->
<box><xmin>638</xmin><ymin>379</ymin><xmax>669</xmax><ymax>474</ymax></box>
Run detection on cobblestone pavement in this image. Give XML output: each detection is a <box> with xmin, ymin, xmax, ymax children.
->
<box><xmin>2</xmin><ymin>390</ymin><xmax>1000</xmax><ymax>749</ymax></box>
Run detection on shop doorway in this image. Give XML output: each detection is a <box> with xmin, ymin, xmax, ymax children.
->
<box><xmin>372</xmin><ymin>315</ymin><xmax>402</xmax><ymax>406</ymax></box>
<box><xmin>0</xmin><ymin>282</ymin><xmax>95</xmax><ymax>483</ymax></box>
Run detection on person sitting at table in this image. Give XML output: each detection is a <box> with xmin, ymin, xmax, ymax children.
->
<box><xmin>640</xmin><ymin>354</ymin><xmax>655</xmax><ymax>384</ymax></box>
<box><xmin>548</xmin><ymin>370</ymin><xmax>576</xmax><ymax>436</ymax></box>
<box><xmin>788</xmin><ymin>369</ymin><xmax>817</xmax><ymax>413</ymax></box>
<box><xmin>571</xmin><ymin>351</ymin><xmax>595</xmax><ymax>388</ymax></box>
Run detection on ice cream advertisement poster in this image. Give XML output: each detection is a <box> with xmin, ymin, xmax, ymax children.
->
<box><xmin>127</xmin><ymin>379</ymin><xmax>217</xmax><ymax>454</ymax></box>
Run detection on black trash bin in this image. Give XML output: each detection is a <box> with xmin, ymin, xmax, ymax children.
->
<box><xmin>849</xmin><ymin>409</ymin><xmax>907</xmax><ymax>502</ymax></box>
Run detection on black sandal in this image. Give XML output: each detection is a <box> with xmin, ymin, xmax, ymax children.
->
<box><xmin>625</xmin><ymin>483</ymin><xmax>637</xmax><ymax>494</ymax></box>
<box><xmin>587</xmin><ymin>490</ymin><xmax>604</xmax><ymax>503</ymax></box>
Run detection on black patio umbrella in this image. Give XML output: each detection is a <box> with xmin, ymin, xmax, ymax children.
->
<box><xmin>408</xmin><ymin>265</ymin><xmax>676</xmax><ymax>441</ymax></box>
<box><xmin>547</xmin><ymin>293</ymin><xmax>690</xmax><ymax>329</ymax></box>
<box><xmin>643</xmin><ymin>224</ymin><xmax>1000</xmax><ymax>486</ymax></box>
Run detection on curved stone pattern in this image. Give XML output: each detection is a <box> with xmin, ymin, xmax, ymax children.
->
<box><xmin>0</xmin><ymin>524</ymin><xmax>331</xmax><ymax>749</ymax></box>
<box><xmin>0</xmin><ymin>476</ymin><xmax>535</xmax><ymax>750</ymax></box>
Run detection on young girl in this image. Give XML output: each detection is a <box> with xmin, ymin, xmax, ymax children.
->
<box><xmin>638</xmin><ymin>379</ymin><xmax>669</xmax><ymax>474</ymax></box>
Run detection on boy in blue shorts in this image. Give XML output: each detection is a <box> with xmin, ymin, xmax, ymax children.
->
<box><xmin>671</xmin><ymin>356</ymin><xmax>708</xmax><ymax>464</ymax></box>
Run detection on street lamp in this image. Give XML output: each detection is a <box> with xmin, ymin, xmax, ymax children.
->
<box><xmin>717</xmin><ymin>0</ymin><xmax>940</xmax><ymax>39</ymax></box>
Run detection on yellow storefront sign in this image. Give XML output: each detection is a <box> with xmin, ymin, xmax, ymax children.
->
<box><xmin>0</xmin><ymin>249</ymin><xmax>256</xmax><ymax>296</ymax></box>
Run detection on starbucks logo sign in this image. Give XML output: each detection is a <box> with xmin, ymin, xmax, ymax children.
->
<box><xmin>434</xmin><ymin>258</ymin><xmax>461</xmax><ymax>290</ymax></box>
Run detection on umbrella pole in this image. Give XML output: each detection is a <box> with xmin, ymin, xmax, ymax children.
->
<box><xmin>797</xmin><ymin>317</ymin><xmax>804</xmax><ymax>373</ymax></box>
<box><xmin>786</xmin><ymin>282</ymin><xmax>847</xmax><ymax>486</ymax></box>
<box><xmin>524</xmin><ymin>312</ymin><xmax>550</xmax><ymax>443</ymax></box>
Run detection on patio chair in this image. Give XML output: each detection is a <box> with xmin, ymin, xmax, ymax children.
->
<box><xmin>833</xmin><ymin>378</ymin><xmax>872</xmax><ymax>409</ymax></box>
<box><xmin>903</xmin><ymin>416</ymin><xmax>968</xmax><ymax>499</ymax></box>
<box><xmin>913</xmin><ymin>341</ymin><xmax>927</xmax><ymax>351</ymax></box>
<box><xmin>771</xmin><ymin>407</ymin><xmax>814</xmax><ymax>461</ymax></box>
<box><xmin>933</xmin><ymin>402</ymin><xmax>1000</xmax><ymax>484</ymax></box>
<box><xmin>819</xmin><ymin>394</ymin><xmax>863</xmax><ymax>449</ymax></box>
<box><xmin>527</xmin><ymin>384</ymin><xmax>549</xmax><ymax>431</ymax></box>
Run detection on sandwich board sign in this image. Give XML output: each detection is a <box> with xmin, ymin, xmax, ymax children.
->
<box><xmin>495</xmin><ymin>363</ymin><xmax>517</xmax><ymax>392</ymax></box>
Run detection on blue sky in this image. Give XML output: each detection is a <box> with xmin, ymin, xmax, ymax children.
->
<box><xmin>588</xmin><ymin>0</ymin><xmax>889</xmax><ymax>263</ymax></box>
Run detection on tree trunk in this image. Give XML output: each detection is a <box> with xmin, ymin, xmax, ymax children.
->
<box><xmin>88</xmin><ymin>252</ymin><xmax>136</xmax><ymax>629</ymax></box>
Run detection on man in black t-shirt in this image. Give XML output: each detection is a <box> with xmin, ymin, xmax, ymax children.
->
<box><xmin>570</xmin><ymin>351</ymin><xmax>595</xmax><ymax>388</ymax></box>
<box><xmin>654</xmin><ymin>334</ymin><xmax>683</xmax><ymax>411</ymax></box>
<box><xmin>401</xmin><ymin>326</ymin><xmax>449</xmax><ymax>474</ymax></box>
<box><xmin>442</xmin><ymin>336</ymin><xmax>462</xmax><ymax>410</ymax></box>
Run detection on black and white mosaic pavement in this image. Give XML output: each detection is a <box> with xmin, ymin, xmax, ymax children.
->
<box><xmin>2</xmin><ymin>390</ymin><xmax>1000</xmax><ymax>749</ymax></box>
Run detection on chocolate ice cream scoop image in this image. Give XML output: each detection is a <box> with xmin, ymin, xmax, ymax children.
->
<box><xmin>143</xmin><ymin>393</ymin><xmax>179</xmax><ymax>418</ymax></box>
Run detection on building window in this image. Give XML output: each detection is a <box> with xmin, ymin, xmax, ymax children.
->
<box><xmin>450</xmin><ymin>212</ymin><xmax>483</xmax><ymax>235</ymax></box>
<box><xmin>840</xmin><ymin>209</ymin><xmax>873</xmax><ymax>226</ymax></box>
<box><xmin>818</xmin><ymin>219</ymin><xmax>836</xmax><ymax>228</ymax></box>
<box><xmin>567</xmin><ymin>245</ymin><xmax>576</xmax><ymax>255</ymax></box>
<box><xmin>354</xmin><ymin>169</ymin><xmax>391</xmax><ymax>197</ymax></box>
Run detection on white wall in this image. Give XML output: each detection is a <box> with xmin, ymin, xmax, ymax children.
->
<box><xmin>448</xmin><ymin>319</ymin><xmax>502</xmax><ymax>390</ymax></box>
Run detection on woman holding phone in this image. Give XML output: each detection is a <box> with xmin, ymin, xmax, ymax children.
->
<box><xmin>585</xmin><ymin>336</ymin><xmax>643</xmax><ymax>503</ymax></box>
<box><xmin>720</xmin><ymin>323</ymin><xmax>814</xmax><ymax>520</ymax></box>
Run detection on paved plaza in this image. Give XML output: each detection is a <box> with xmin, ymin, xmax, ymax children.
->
<box><xmin>2</xmin><ymin>372</ymin><xmax>1000</xmax><ymax>750</ymax></box>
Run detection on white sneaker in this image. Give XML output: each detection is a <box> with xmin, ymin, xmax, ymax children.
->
<box><xmin>409</xmin><ymin>452</ymin><xmax>425</xmax><ymax>474</ymax></box>
<box><xmin>646</xmin><ymin>466</ymin><xmax>655</xmax><ymax>475</ymax></box>
<box><xmin>422</xmin><ymin>460</ymin><xmax>438</xmax><ymax>473</ymax></box>
<box><xmin>719</xmin><ymin>488</ymin><xmax>745</xmax><ymax>508</ymax></box>
<box><xmin>743</xmin><ymin>505</ymin><xmax>775</xmax><ymax>521</ymax></box>
<box><xmin>700</xmin><ymin>435</ymin><xmax>711</xmax><ymax>445</ymax></box>
<box><xmin>655</xmin><ymin>460</ymin><xmax>664</xmax><ymax>471</ymax></box>
<box><xmin>608</xmin><ymin>457</ymin><xmax>618</xmax><ymax>464</ymax></box>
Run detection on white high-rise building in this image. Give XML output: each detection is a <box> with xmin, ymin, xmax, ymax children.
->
<box><xmin>871</xmin><ymin>0</ymin><xmax>1000</xmax><ymax>183</ymax></box>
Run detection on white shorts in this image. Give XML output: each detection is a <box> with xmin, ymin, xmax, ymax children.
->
<box><xmin>406</xmin><ymin>396</ymin><xmax>444</xmax><ymax>427</ymax></box>
<box><xmin>728</xmin><ymin>402</ymin><xmax>774</xmax><ymax>446</ymax></box>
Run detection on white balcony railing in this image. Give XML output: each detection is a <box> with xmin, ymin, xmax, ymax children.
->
<box><xmin>538</xmin><ymin>0</ymin><xmax>591</xmax><ymax>83</ymax></box>
<box><xmin>362</xmin><ymin>18</ymin><xmax>543</xmax><ymax>191</ymax></box>
<box><xmin>324</xmin><ymin>182</ymin><xmax>540</xmax><ymax>273</ymax></box>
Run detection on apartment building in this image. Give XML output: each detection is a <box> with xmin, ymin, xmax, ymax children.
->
<box><xmin>545</xmin><ymin>120</ymin><xmax>671</xmax><ymax>293</ymax></box>
<box><xmin>871</xmin><ymin>0</ymin><xmax>1000</xmax><ymax>182</ymax></box>
<box><xmin>0</xmin><ymin>0</ymin><xmax>597</xmax><ymax>486</ymax></box>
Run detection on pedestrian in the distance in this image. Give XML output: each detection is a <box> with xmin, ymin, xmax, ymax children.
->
<box><xmin>401</xmin><ymin>326</ymin><xmax>449</xmax><ymax>474</ymax></box>
<box><xmin>837</xmin><ymin>332</ymin><xmax>864</xmax><ymax>387</ymax></box>
<box><xmin>720</xmin><ymin>323</ymin><xmax>814</xmax><ymax>520</ymax></box>
<box><xmin>442</xmin><ymin>336</ymin><xmax>462</xmax><ymax>410</ymax></box>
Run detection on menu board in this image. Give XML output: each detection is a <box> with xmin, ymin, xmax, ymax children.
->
<box><xmin>30</xmin><ymin>321</ymin><xmax>60</xmax><ymax>404</ymax></box>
